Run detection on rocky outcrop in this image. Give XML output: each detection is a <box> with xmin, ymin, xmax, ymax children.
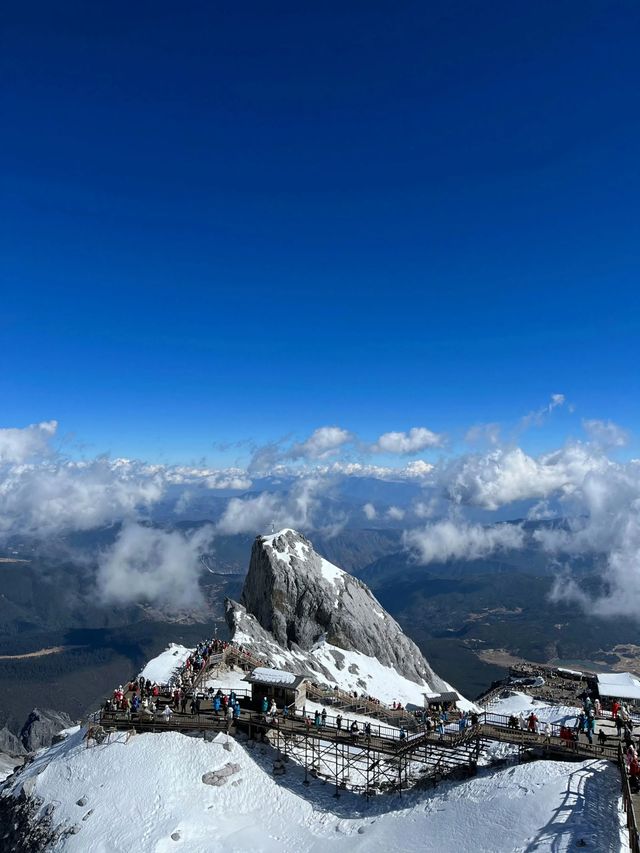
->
<box><xmin>0</xmin><ymin>787</ymin><xmax>59</xmax><ymax>853</ymax></box>
<box><xmin>0</xmin><ymin>727</ymin><xmax>27</xmax><ymax>758</ymax></box>
<box><xmin>20</xmin><ymin>709</ymin><xmax>74</xmax><ymax>753</ymax></box>
<box><xmin>226</xmin><ymin>528</ymin><xmax>447</xmax><ymax>692</ymax></box>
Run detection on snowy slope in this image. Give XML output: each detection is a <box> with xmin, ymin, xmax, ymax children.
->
<box><xmin>230</xmin><ymin>611</ymin><xmax>449</xmax><ymax>708</ymax></box>
<box><xmin>485</xmin><ymin>691</ymin><xmax>582</xmax><ymax>726</ymax></box>
<box><xmin>3</xmin><ymin>726</ymin><xmax>626</xmax><ymax>853</ymax></box>
<box><xmin>139</xmin><ymin>643</ymin><xmax>193</xmax><ymax>683</ymax></box>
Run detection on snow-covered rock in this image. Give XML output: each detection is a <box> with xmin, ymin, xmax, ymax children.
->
<box><xmin>226</xmin><ymin>529</ymin><xmax>448</xmax><ymax>702</ymax></box>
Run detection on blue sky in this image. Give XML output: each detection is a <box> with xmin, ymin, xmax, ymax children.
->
<box><xmin>2</xmin><ymin>1</ymin><xmax>639</xmax><ymax>464</ymax></box>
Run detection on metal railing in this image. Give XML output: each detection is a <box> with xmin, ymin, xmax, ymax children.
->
<box><xmin>480</xmin><ymin>712</ymin><xmax>620</xmax><ymax>760</ymax></box>
<box><xmin>619</xmin><ymin>743</ymin><xmax>640</xmax><ymax>853</ymax></box>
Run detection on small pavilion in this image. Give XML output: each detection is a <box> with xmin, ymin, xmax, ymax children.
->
<box><xmin>596</xmin><ymin>672</ymin><xmax>640</xmax><ymax>709</ymax></box>
<box><xmin>245</xmin><ymin>667</ymin><xmax>307</xmax><ymax>711</ymax></box>
<box><xmin>425</xmin><ymin>690</ymin><xmax>460</xmax><ymax>712</ymax></box>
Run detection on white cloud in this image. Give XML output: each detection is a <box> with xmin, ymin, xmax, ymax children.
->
<box><xmin>521</xmin><ymin>393</ymin><xmax>566</xmax><ymax>429</ymax></box>
<box><xmin>163</xmin><ymin>465</ymin><xmax>251</xmax><ymax>489</ymax></box>
<box><xmin>289</xmin><ymin>426</ymin><xmax>352</xmax><ymax>460</ymax></box>
<box><xmin>582</xmin><ymin>418</ymin><xmax>629</xmax><ymax>448</ymax></box>
<box><xmin>533</xmin><ymin>460</ymin><xmax>640</xmax><ymax>616</ymax></box>
<box><xmin>0</xmin><ymin>420</ymin><xmax>57</xmax><ymax>464</ymax></box>
<box><xmin>0</xmin><ymin>422</ymin><xmax>255</xmax><ymax>539</ymax></box>
<box><xmin>373</xmin><ymin>426</ymin><xmax>444</xmax><ymax>454</ymax></box>
<box><xmin>386</xmin><ymin>505</ymin><xmax>405</xmax><ymax>521</ymax></box>
<box><xmin>526</xmin><ymin>500</ymin><xmax>556</xmax><ymax>521</ymax></box>
<box><xmin>440</xmin><ymin>445</ymin><xmax>608</xmax><ymax>510</ymax></box>
<box><xmin>247</xmin><ymin>427</ymin><xmax>353</xmax><ymax>473</ymax></box>
<box><xmin>0</xmin><ymin>458</ymin><xmax>165</xmax><ymax>537</ymax></box>
<box><xmin>362</xmin><ymin>502</ymin><xmax>377</xmax><ymax>520</ymax></box>
<box><xmin>405</xmin><ymin>520</ymin><xmax>524</xmax><ymax>564</ymax></box>
<box><xmin>215</xmin><ymin>492</ymin><xmax>281</xmax><ymax>535</ymax></box>
<box><xmin>215</xmin><ymin>478</ymin><xmax>340</xmax><ymax>536</ymax></box>
<box><xmin>96</xmin><ymin>523</ymin><xmax>214</xmax><ymax>610</ymax></box>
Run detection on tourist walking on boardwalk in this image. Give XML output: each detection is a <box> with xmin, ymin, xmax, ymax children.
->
<box><xmin>598</xmin><ymin>728</ymin><xmax>608</xmax><ymax>751</ymax></box>
<box><xmin>626</xmin><ymin>745</ymin><xmax>637</xmax><ymax>768</ymax></box>
<box><xmin>336</xmin><ymin>714</ymin><xmax>342</xmax><ymax>732</ymax></box>
<box><xmin>631</xmin><ymin>756</ymin><xmax>640</xmax><ymax>793</ymax></box>
<box><xmin>321</xmin><ymin>708</ymin><xmax>327</xmax><ymax>727</ymax></box>
<box><xmin>586</xmin><ymin>712</ymin><xmax>595</xmax><ymax>745</ymax></box>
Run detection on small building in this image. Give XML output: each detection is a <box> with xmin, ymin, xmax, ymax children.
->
<box><xmin>425</xmin><ymin>690</ymin><xmax>460</xmax><ymax>711</ymax></box>
<box><xmin>245</xmin><ymin>667</ymin><xmax>307</xmax><ymax>711</ymax></box>
<box><xmin>596</xmin><ymin>672</ymin><xmax>640</xmax><ymax>708</ymax></box>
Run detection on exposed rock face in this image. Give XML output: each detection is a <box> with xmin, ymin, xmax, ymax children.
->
<box><xmin>0</xmin><ymin>727</ymin><xmax>27</xmax><ymax>758</ymax></box>
<box><xmin>226</xmin><ymin>529</ymin><xmax>447</xmax><ymax>692</ymax></box>
<box><xmin>20</xmin><ymin>709</ymin><xmax>74</xmax><ymax>753</ymax></box>
<box><xmin>0</xmin><ymin>788</ymin><xmax>59</xmax><ymax>853</ymax></box>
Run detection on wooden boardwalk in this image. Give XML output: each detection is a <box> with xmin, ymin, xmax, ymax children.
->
<box><xmin>102</xmin><ymin>642</ymin><xmax>638</xmax><ymax>845</ymax></box>
<box><xmin>98</xmin><ymin>706</ymin><xmax>621</xmax><ymax>764</ymax></box>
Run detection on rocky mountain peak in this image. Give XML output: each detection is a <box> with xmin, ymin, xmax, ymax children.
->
<box><xmin>19</xmin><ymin>708</ymin><xmax>74</xmax><ymax>753</ymax></box>
<box><xmin>227</xmin><ymin>528</ymin><xmax>448</xmax><ymax>693</ymax></box>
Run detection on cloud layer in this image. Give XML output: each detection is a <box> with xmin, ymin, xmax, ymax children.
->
<box><xmin>1</xmin><ymin>409</ymin><xmax>637</xmax><ymax>617</ymax></box>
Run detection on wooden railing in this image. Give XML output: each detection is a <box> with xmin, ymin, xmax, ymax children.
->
<box><xmin>304</xmin><ymin>682</ymin><xmax>419</xmax><ymax>728</ymax></box>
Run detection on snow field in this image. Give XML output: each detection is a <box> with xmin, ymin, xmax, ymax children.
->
<box><xmin>4</xmin><ymin>725</ymin><xmax>627</xmax><ymax>853</ymax></box>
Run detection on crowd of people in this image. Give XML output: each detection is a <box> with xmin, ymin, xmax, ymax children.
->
<box><xmin>102</xmin><ymin>637</ymin><xmax>250</xmax><ymax>731</ymax></box>
<box><xmin>502</xmin><ymin>692</ymin><xmax>640</xmax><ymax>784</ymax></box>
